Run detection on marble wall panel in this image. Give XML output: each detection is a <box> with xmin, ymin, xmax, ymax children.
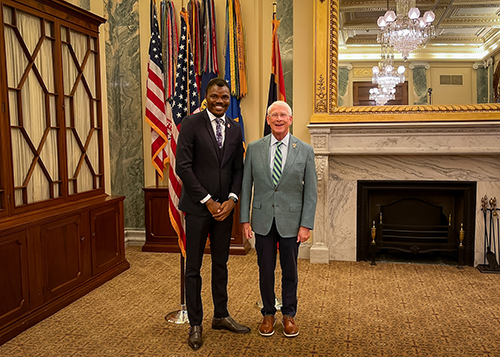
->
<box><xmin>412</xmin><ymin>66</ymin><xmax>428</xmax><ymax>105</ymax></box>
<box><xmin>80</xmin><ymin>0</ymin><xmax>91</xmax><ymax>10</ymax></box>
<box><xmin>104</xmin><ymin>0</ymin><xmax>144</xmax><ymax>229</ymax></box>
<box><xmin>477</xmin><ymin>67</ymin><xmax>489</xmax><ymax>104</ymax></box>
<box><xmin>327</xmin><ymin>155</ymin><xmax>500</xmax><ymax>265</ymax></box>
<box><xmin>338</xmin><ymin>67</ymin><xmax>349</xmax><ymax>107</ymax></box>
<box><xmin>65</xmin><ymin>0</ymin><xmax>88</xmax><ymax>9</ymax></box>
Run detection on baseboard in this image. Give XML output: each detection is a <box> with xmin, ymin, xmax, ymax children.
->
<box><xmin>125</xmin><ymin>229</ymin><xmax>146</xmax><ymax>247</ymax></box>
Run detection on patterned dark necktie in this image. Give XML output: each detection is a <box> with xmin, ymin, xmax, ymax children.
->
<box><xmin>215</xmin><ymin>118</ymin><xmax>223</xmax><ymax>148</ymax></box>
<box><xmin>272</xmin><ymin>142</ymin><xmax>283</xmax><ymax>186</ymax></box>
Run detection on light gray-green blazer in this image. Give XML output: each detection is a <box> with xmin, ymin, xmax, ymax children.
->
<box><xmin>240</xmin><ymin>134</ymin><xmax>318</xmax><ymax>238</ymax></box>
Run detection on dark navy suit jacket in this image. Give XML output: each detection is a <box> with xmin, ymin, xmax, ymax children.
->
<box><xmin>176</xmin><ymin>109</ymin><xmax>244</xmax><ymax>216</ymax></box>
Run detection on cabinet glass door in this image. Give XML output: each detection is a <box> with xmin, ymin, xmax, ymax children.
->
<box><xmin>62</xmin><ymin>26</ymin><xmax>103</xmax><ymax>195</ymax></box>
<box><xmin>3</xmin><ymin>5</ymin><xmax>61</xmax><ymax>207</ymax></box>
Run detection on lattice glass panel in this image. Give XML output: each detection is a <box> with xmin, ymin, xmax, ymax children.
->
<box><xmin>5</xmin><ymin>8</ymin><xmax>60</xmax><ymax>206</ymax></box>
<box><xmin>45</xmin><ymin>20</ymin><xmax>53</xmax><ymax>38</ymax></box>
<box><xmin>73</xmin><ymin>82</ymin><xmax>91</xmax><ymax>139</ymax></box>
<box><xmin>8</xmin><ymin>91</ymin><xmax>18</xmax><ymax>126</ymax></box>
<box><xmin>83</xmin><ymin>51</ymin><xmax>96</xmax><ymax>97</ymax></box>
<box><xmin>4</xmin><ymin>26</ymin><xmax>27</xmax><ymax>88</ymax></box>
<box><xmin>50</xmin><ymin>95</ymin><xmax>57</xmax><ymax>127</ymax></box>
<box><xmin>61</xmin><ymin>44</ymin><xmax>77</xmax><ymax>96</ymax></box>
<box><xmin>36</xmin><ymin>37</ymin><xmax>55</xmax><ymax>92</ymax></box>
<box><xmin>17</xmin><ymin>11</ymin><xmax>41</xmax><ymax>55</ymax></box>
<box><xmin>39</xmin><ymin>130</ymin><xmax>60</xmax><ymax>184</ymax></box>
<box><xmin>87</xmin><ymin>129</ymin><xmax>99</xmax><ymax>172</ymax></box>
<box><xmin>27</xmin><ymin>162</ymin><xmax>50</xmax><ymax>204</ymax></box>
<box><xmin>11</xmin><ymin>129</ymin><xmax>34</xmax><ymax>188</ymax></box>
<box><xmin>66</xmin><ymin>130</ymin><xmax>79</xmax><ymax>184</ymax></box>
<box><xmin>62</xmin><ymin>26</ymin><xmax>102</xmax><ymax>194</ymax></box>
<box><xmin>3</xmin><ymin>5</ymin><xmax>12</xmax><ymax>25</ymax></box>
<box><xmin>21</xmin><ymin>71</ymin><xmax>45</xmax><ymax>146</ymax></box>
<box><xmin>70</xmin><ymin>29</ymin><xmax>87</xmax><ymax>65</ymax></box>
<box><xmin>78</xmin><ymin>162</ymin><xmax>93</xmax><ymax>193</ymax></box>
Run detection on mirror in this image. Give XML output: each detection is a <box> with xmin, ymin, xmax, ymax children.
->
<box><xmin>311</xmin><ymin>0</ymin><xmax>500</xmax><ymax>122</ymax></box>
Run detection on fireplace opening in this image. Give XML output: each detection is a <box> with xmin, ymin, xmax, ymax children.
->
<box><xmin>357</xmin><ymin>181</ymin><xmax>476</xmax><ymax>266</ymax></box>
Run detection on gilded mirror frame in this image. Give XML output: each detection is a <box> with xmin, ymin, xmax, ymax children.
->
<box><xmin>311</xmin><ymin>0</ymin><xmax>500</xmax><ymax>122</ymax></box>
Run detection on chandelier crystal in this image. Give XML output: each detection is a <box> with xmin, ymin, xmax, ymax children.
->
<box><xmin>372</xmin><ymin>45</ymin><xmax>405</xmax><ymax>90</ymax></box>
<box><xmin>377</xmin><ymin>0</ymin><xmax>435</xmax><ymax>61</ymax></box>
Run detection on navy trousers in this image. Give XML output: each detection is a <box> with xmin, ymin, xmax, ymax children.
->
<box><xmin>185</xmin><ymin>212</ymin><xmax>233</xmax><ymax>326</ymax></box>
<box><xmin>255</xmin><ymin>220</ymin><xmax>300</xmax><ymax>317</ymax></box>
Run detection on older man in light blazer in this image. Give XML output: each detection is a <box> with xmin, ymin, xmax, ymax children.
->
<box><xmin>240</xmin><ymin>101</ymin><xmax>317</xmax><ymax>338</ymax></box>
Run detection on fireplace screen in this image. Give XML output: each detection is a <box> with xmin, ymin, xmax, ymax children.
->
<box><xmin>357</xmin><ymin>181</ymin><xmax>476</xmax><ymax>266</ymax></box>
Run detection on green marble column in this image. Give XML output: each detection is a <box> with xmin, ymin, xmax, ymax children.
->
<box><xmin>412</xmin><ymin>66</ymin><xmax>428</xmax><ymax>105</ymax></box>
<box><xmin>477</xmin><ymin>67</ymin><xmax>489</xmax><ymax>104</ymax></box>
<box><xmin>104</xmin><ymin>0</ymin><xmax>144</xmax><ymax>229</ymax></box>
<box><xmin>338</xmin><ymin>67</ymin><xmax>349</xmax><ymax>107</ymax></box>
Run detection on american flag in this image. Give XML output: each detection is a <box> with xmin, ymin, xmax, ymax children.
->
<box><xmin>168</xmin><ymin>9</ymin><xmax>200</xmax><ymax>256</ymax></box>
<box><xmin>145</xmin><ymin>0</ymin><xmax>168</xmax><ymax>178</ymax></box>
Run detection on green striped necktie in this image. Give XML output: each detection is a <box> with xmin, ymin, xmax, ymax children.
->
<box><xmin>272</xmin><ymin>141</ymin><xmax>283</xmax><ymax>186</ymax></box>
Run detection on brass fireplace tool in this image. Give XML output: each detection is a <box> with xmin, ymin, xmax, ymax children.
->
<box><xmin>477</xmin><ymin>195</ymin><xmax>500</xmax><ymax>274</ymax></box>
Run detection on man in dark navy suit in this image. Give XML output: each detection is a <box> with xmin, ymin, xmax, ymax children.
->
<box><xmin>176</xmin><ymin>78</ymin><xmax>249</xmax><ymax>351</ymax></box>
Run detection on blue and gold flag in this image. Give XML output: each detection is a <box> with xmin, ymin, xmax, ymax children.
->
<box><xmin>224</xmin><ymin>0</ymin><xmax>246</xmax><ymax>146</ymax></box>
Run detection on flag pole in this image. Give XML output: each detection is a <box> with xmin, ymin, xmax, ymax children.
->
<box><xmin>165</xmin><ymin>6</ymin><xmax>197</xmax><ymax>326</ymax></box>
<box><xmin>165</xmin><ymin>253</ymin><xmax>188</xmax><ymax>324</ymax></box>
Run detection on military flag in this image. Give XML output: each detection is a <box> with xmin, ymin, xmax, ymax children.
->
<box><xmin>264</xmin><ymin>7</ymin><xmax>286</xmax><ymax>137</ymax></box>
<box><xmin>224</xmin><ymin>0</ymin><xmax>246</xmax><ymax>145</ymax></box>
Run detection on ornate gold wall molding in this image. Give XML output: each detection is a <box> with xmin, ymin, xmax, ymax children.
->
<box><xmin>353</xmin><ymin>68</ymin><xmax>372</xmax><ymax>78</ymax></box>
<box><xmin>312</xmin><ymin>0</ymin><xmax>500</xmax><ymax>123</ymax></box>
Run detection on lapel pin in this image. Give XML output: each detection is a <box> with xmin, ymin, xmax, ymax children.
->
<box><xmin>292</xmin><ymin>143</ymin><xmax>297</xmax><ymax>148</ymax></box>
<box><xmin>228</xmin><ymin>123</ymin><xmax>231</xmax><ymax>128</ymax></box>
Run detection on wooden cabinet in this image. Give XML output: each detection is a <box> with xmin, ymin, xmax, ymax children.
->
<box><xmin>0</xmin><ymin>231</ymin><xmax>29</xmax><ymax>329</ymax></box>
<box><xmin>143</xmin><ymin>187</ymin><xmax>250</xmax><ymax>255</ymax></box>
<box><xmin>0</xmin><ymin>0</ymin><xmax>128</xmax><ymax>345</ymax></box>
<box><xmin>142</xmin><ymin>187</ymin><xmax>180</xmax><ymax>253</ymax></box>
<box><xmin>0</xmin><ymin>196</ymin><xmax>128</xmax><ymax>345</ymax></box>
<box><xmin>90</xmin><ymin>203</ymin><xmax>125</xmax><ymax>275</ymax></box>
<box><xmin>40</xmin><ymin>214</ymin><xmax>88</xmax><ymax>302</ymax></box>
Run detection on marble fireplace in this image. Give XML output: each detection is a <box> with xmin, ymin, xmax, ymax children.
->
<box><xmin>307</xmin><ymin>121</ymin><xmax>500</xmax><ymax>266</ymax></box>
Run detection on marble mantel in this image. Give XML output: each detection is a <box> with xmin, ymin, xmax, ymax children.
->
<box><xmin>308</xmin><ymin>121</ymin><xmax>500</xmax><ymax>265</ymax></box>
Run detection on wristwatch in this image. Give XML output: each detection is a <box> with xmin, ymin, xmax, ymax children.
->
<box><xmin>231</xmin><ymin>197</ymin><xmax>238</xmax><ymax>204</ymax></box>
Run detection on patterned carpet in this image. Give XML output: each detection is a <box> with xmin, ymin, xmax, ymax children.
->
<box><xmin>1</xmin><ymin>246</ymin><xmax>500</xmax><ymax>356</ymax></box>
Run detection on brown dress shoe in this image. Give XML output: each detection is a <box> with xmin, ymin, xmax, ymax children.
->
<box><xmin>188</xmin><ymin>325</ymin><xmax>203</xmax><ymax>350</ymax></box>
<box><xmin>282</xmin><ymin>315</ymin><xmax>299</xmax><ymax>338</ymax></box>
<box><xmin>259</xmin><ymin>315</ymin><xmax>275</xmax><ymax>337</ymax></box>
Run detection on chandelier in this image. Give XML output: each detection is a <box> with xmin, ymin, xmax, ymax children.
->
<box><xmin>377</xmin><ymin>0</ymin><xmax>435</xmax><ymax>61</ymax></box>
<box><xmin>371</xmin><ymin>44</ymin><xmax>405</xmax><ymax>105</ymax></box>
<box><xmin>373</xmin><ymin>45</ymin><xmax>405</xmax><ymax>87</ymax></box>
<box><xmin>369</xmin><ymin>86</ymin><xmax>395</xmax><ymax>106</ymax></box>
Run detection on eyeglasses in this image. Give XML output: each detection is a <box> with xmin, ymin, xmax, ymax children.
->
<box><xmin>269</xmin><ymin>112</ymin><xmax>290</xmax><ymax>119</ymax></box>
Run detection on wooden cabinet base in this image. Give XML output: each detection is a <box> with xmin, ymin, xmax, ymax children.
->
<box><xmin>0</xmin><ymin>196</ymin><xmax>129</xmax><ymax>345</ymax></box>
<box><xmin>143</xmin><ymin>187</ymin><xmax>250</xmax><ymax>255</ymax></box>
<box><xmin>0</xmin><ymin>260</ymin><xmax>129</xmax><ymax>345</ymax></box>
